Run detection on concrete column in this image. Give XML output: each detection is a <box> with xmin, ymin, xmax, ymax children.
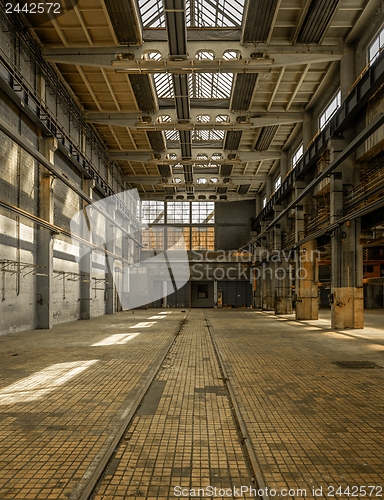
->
<box><xmin>121</xmin><ymin>215</ymin><xmax>131</xmax><ymax>311</ymax></box>
<box><xmin>263</xmin><ymin>229</ymin><xmax>275</xmax><ymax>310</ymax></box>
<box><xmin>294</xmin><ymin>180</ymin><xmax>318</xmax><ymax>320</ymax></box>
<box><xmin>280</xmin><ymin>151</ymin><xmax>288</xmax><ymax>179</ymax></box>
<box><xmin>329</xmin><ymin>138</ymin><xmax>363</xmax><ymax>328</ymax></box>
<box><xmin>274</xmin><ymin>212</ymin><xmax>293</xmax><ymax>315</ymax></box>
<box><xmin>213</xmin><ymin>280</ymin><xmax>218</xmax><ymax>307</ymax></box>
<box><xmin>303</xmin><ymin>112</ymin><xmax>313</xmax><ymax>150</ymax></box>
<box><xmin>340</xmin><ymin>46</ymin><xmax>355</xmax><ymax>101</ymax></box>
<box><xmin>162</xmin><ymin>281</ymin><xmax>167</xmax><ymax>307</ymax></box>
<box><xmin>265</xmin><ymin>176</ymin><xmax>272</xmax><ymax>199</ymax></box>
<box><xmin>295</xmin><ymin>240</ymin><xmax>319</xmax><ymax>320</ymax></box>
<box><xmin>256</xmin><ymin>193</ymin><xmax>262</xmax><ymax>216</ymax></box>
<box><xmin>36</xmin><ymin>138</ymin><xmax>57</xmax><ymax>329</ymax></box>
<box><xmin>105</xmin><ymin>202</ymin><xmax>116</xmax><ymax>314</ymax></box>
<box><xmin>79</xmin><ymin>179</ymin><xmax>94</xmax><ymax>320</ymax></box>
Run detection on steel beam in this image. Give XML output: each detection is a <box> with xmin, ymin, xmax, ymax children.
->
<box><xmin>42</xmin><ymin>44</ymin><xmax>344</xmax><ymax>70</ymax></box>
<box><xmin>85</xmin><ymin>111</ymin><xmax>303</xmax><ymax>128</ymax></box>
<box><xmin>110</xmin><ymin>150</ymin><xmax>281</xmax><ymax>162</ymax></box>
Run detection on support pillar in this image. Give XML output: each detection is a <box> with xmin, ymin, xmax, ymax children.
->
<box><xmin>36</xmin><ymin>138</ymin><xmax>57</xmax><ymax>329</ymax></box>
<box><xmin>273</xmin><ymin>211</ymin><xmax>293</xmax><ymax>315</ymax></box>
<box><xmin>162</xmin><ymin>281</ymin><xmax>168</xmax><ymax>308</ymax></box>
<box><xmin>79</xmin><ymin>179</ymin><xmax>94</xmax><ymax>320</ymax></box>
<box><xmin>105</xmin><ymin>203</ymin><xmax>116</xmax><ymax>314</ymax></box>
<box><xmin>340</xmin><ymin>46</ymin><xmax>355</xmax><ymax>101</ymax></box>
<box><xmin>280</xmin><ymin>151</ymin><xmax>288</xmax><ymax>179</ymax></box>
<box><xmin>295</xmin><ymin>240</ymin><xmax>318</xmax><ymax>320</ymax></box>
<box><xmin>329</xmin><ymin>139</ymin><xmax>363</xmax><ymax>328</ymax></box>
<box><xmin>121</xmin><ymin>215</ymin><xmax>131</xmax><ymax>311</ymax></box>
<box><xmin>294</xmin><ymin>180</ymin><xmax>318</xmax><ymax>320</ymax></box>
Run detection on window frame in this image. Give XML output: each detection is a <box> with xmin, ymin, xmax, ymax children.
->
<box><xmin>319</xmin><ymin>90</ymin><xmax>341</xmax><ymax>131</ymax></box>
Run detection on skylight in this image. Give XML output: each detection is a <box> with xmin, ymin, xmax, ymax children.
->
<box><xmin>154</xmin><ymin>73</ymin><xmax>174</xmax><ymax>98</ymax></box>
<box><xmin>138</xmin><ymin>0</ymin><xmax>245</xmax><ymax>28</ymax></box>
<box><xmin>193</xmin><ymin>130</ymin><xmax>225</xmax><ymax>141</ymax></box>
<box><xmin>165</xmin><ymin>130</ymin><xmax>180</xmax><ymax>141</ymax></box>
<box><xmin>189</xmin><ymin>73</ymin><xmax>234</xmax><ymax>99</ymax></box>
<box><xmin>186</xmin><ymin>0</ymin><xmax>245</xmax><ymax>27</ymax></box>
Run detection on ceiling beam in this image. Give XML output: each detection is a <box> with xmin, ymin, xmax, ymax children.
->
<box><xmin>42</xmin><ymin>44</ymin><xmax>344</xmax><ymax>70</ymax></box>
<box><xmin>110</xmin><ymin>151</ymin><xmax>281</xmax><ymax>162</ymax></box>
<box><xmin>85</xmin><ymin>111</ymin><xmax>304</xmax><ymax>128</ymax></box>
<box><xmin>125</xmin><ymin>176</ymin><xmax>269</xmax><ymax>185</ymax></box>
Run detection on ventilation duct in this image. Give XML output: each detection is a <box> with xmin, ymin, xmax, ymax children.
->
<box><xmin>217</xmin><ymin>187</ymin><xmax>228</xmax><ymax>194</ymax></box>
<box><xmin>220</xmin><ymin>165</ymin><xmax>233</xmax><ymax>177</ymax></box>
<box><xmin>180</xmin><ymin>130</ymin><xmax>192</xmax><ymax>158</ymax></box>
<box><xmin>231</xmin><ymin>73</ymin><xmax>258</xmax><ymax>111</ymax></box>
<box><xmin>297</xmin><ymin>0</ymin><xmax>340</xmax><ymax>43</ymax></box>
<box><xmin>129</xmin><ymin>75</ymin><xmax>157</xmax><ymax>113</ymax></box>
<box><xmin>186</xmin><ymin>186</ymin><xmax>194</xmax><ymax>195</ymax></box>
<box><xmin>254</xmin><ymin>126</ymin><xmax>279</xmax><ymax>151</ymax></box>
<box><xmin>224</xmin><ymin>131</ymin><xmax>242</xmax><ymax>150</ymax></box>
<box><xmin>173</xmin><ymin>74</ymin><xmax>190</xmax><ymax>121</ymax></box>
<box><xmin>147</xmin><ymin>131</ymin><xmax>166</xmax><ymax>152</ymax></box>
<box><xmin>165</xmin><ymin>186</ymin><xmax>175</xmax><ymax>195</ymax></box>
<box><xmin>103</xmin><ymin>0</ymin><xmax>142</xmax><ymax>44</ymax></box>
<box><xmin>242</xmin><ymin>0</ymin><xmax>279</xmax><ymax>43</ymax></box>
<box><xmin>164</xmin><ymin>0</ymin><xmax>187</xmax><ymax>59</ymax></box>
<box><xmin>183</xmin><ymin>164</ymin><xmax>193</xmax><ymax>183</ymax></box>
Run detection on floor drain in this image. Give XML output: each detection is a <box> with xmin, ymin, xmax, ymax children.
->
<box><xmin>333</xmin><ymin>361</ymin><xmax>381</xmax><ymax>369</ymax></box>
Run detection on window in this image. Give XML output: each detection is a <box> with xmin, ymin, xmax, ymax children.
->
<box><xmin>167</xmin><ymin>202</ymin><xmax>190</xmax><ymax>223</ymax></box>
<box><xmin>319</xmin><ymin>90</ymin><xmax>341</xmax><ymax>130</ymax></box>
<box><xmin>292</xmin><ymin>144</ymin><xmax>303</xmax><ymax>169</ymax></box>
<box><xmin>262</xmin><ymin>196</ymin><xmax>267</xmax><ymax>208</ymax></box>
<box><xmin>192</xmin><ymin>130</ymin><xmax>225</xmax><ymax>141</ymax></box>
<box><xmin>191</xmin><ymin>202</ymin><xmax>214</xmax><ymax>223</ymax></box>
<box><xmin>191</xmin><ymin>227</ymin><xmax>214</xmax><ymax>250</ymax></box>
<box><xmin>167</xmin><ymin>227</ymin><xmax>190</xmax><ymax>250</ymax></box>
<box><xmin>274</xmin><ymin>176</ymin><xmax>281</xmax><ymax>191</ymax></box>
<box><xmin>141</xmin><ymin>201</ymin><xmax>164</xmax><ymax>224</ymax></box>
<box><xmin>142</xmin><ymin>227</ymin><xmax>165</xmax><ymax>250</ymax></box>
<box><xmin>369</xmin><ymin>27</ymin><xmax>384</xmax><ymax>65</ymax></box>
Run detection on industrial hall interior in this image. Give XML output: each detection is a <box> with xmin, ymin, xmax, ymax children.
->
<box><xmin>0</xmin><ymin>0</ymin><xmax>384</xmax><ymax>499</ymax></box>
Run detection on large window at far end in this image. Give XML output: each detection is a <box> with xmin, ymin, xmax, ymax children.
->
<box><xmin>319</xmin><ymin>90</ymin><xmax>341</xmax><ymax>131</ymax></box>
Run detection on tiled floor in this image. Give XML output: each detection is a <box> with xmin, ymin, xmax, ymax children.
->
<box><xmin>0</xmin><ymin>310</ymin><xmax>184</xmax><ymax>499</ymax></box>
<box><xmin>1</xmin><ymin>309</ymin><xmax>384</xmax><ymax>499</ymax></box>
<box><xmin>207</xmin><ymin>309</ymin><xmax>384</xmax><ymax>498</ymax></box>
<box><xmin>94</xmin><ymin>309</ymin><xmax>253</xmax><ymax>500</ymax></box>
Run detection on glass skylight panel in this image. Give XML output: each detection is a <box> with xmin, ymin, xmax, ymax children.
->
<box><xmin>153</xmin><ymin>73</ymin><xmax>174</xmax><ymax>98</ymax></box>
<box><xmin>189</xmin><ymin>73</ymin><xmax>234</xmax><ymax>99</ymax></box>
<box><xmin>193</xmin><ymin>130</ymin><xmax>225</xmax><ymax>141</ymax></box>
<box><xmin>138</xmin><ymin>0</ymin><xmax>165</xmax><ymax>27</ymax></box>
<box><xmin>138</xmin><ymin>0</ymin><xmax>245</xmax><ymax>28</ymax></box>
<box><xmin>165</xmin><ymin>130</ymin><xmax>180</xmax><ymax>141</ymax></box>
<box><xmin>186</xmin><ymin>0</ymin><xmax>245</xmax><ymax>27</ymax></box>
